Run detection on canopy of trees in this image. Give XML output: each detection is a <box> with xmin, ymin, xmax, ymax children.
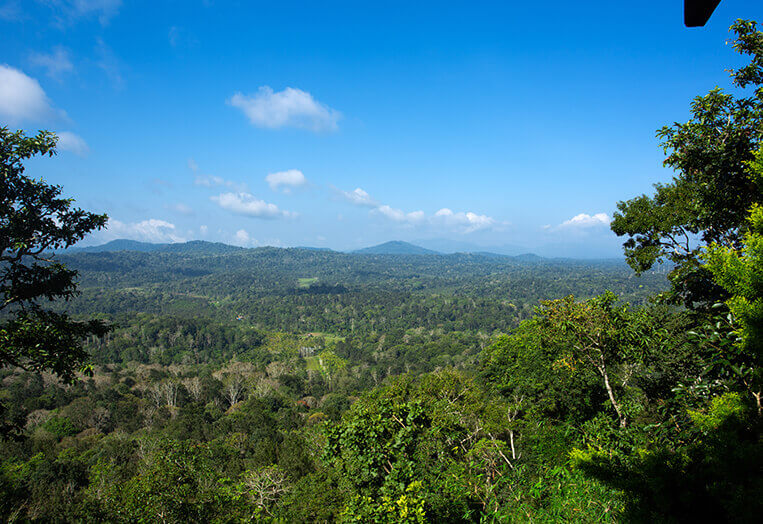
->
<box><xmin>1</xmin><ymin>20</ymin><xmax>761</xmax><ymax>524</ymax></box>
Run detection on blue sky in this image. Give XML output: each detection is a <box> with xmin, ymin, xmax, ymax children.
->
<box><xmin>2</xmin><ymin>1</ymin><xmax>762</xmax><ymax>257</ymax></box>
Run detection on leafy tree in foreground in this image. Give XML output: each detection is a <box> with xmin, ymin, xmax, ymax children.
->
<box><xmin>1</xmin><ymin>128</ymin><xmax>108</xmax><ymax>435</ymax></box>
<box><xmin>538</xmin><ymin>292</ymin><xmax>654</xmax><ymax>428</ymax></box>
<box><xmin>703</xmin><ymin>200</ymin><xmax>763</xmax><ymax>411</ymax></box>
<box><xmin>570</xmin><ymin>26</ymin><xmax>763</xmax><ymax>519</ymax></box>
<box><xmin>611</xmin><ymin>20</ymin><xmax>763</xmax><ymax>308</ymax></box>
<box><xmin>568</xmin><ymin>257</ymin><xmax>762</xmax><ymax>522</ymax></box>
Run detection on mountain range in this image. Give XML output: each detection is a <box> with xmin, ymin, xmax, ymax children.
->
<box><xmin>67</xmin><ymin>238</ymin><xmax>622</xmax><ymax>261</ymax></box>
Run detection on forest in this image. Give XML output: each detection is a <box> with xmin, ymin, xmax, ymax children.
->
<box><xmin>0</xmin><ymin>19</ymin><xmax>762</xmax><ymax>524</ymax></box>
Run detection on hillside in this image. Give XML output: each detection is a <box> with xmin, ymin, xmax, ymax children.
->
<box><xmin>69</xmin><ymin>239</ymin><xmax>244</xmax><ymax>255</ymax></box>
<box><xmin>352</xmin><ymin>240</ymin><xmax>440</xmax><ymax>255</ymax></box>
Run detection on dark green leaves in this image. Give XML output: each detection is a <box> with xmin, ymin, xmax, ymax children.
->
<box><xmin>1</xmin><ymin>127</ymin><xmax>109</xmax><ymax>410</ymax></box>
<box><xmin>611</xmin><ymin>22</ymin><xmax>763</xmax><ymax>308</ymax></box>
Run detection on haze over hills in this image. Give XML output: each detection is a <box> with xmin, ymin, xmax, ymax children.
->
<box><xmin>68</xmin><ymin>239</ymin><xmax>244</xmax><ymax>255</ymax></box>
<box><xmin>413</xmin><ymin>238</ymin><xmax>527</xmax><ymax>256</ymax></box>
<box><xmin>413</xmin><ymin>237</ymin><xmax>624</xmax><ymax>259</ymax></box>
<box><xmin>352</xmin><ymin>241</ymin><xmax>441</xmax><ymax>255</ymax></box>
<box><xmin>68</xmin><ymin>238</ymin><xmax>627</xmax><ymax>261</ymax></box>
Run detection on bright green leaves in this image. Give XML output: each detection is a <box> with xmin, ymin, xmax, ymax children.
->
<box><xmin>688</xmin><ymin>392</ymin><xmax>746</xmax><ymax>435</ymax></box>
<box><xmin>340</xmin><ymin>481</ymin><xmax>427</xmax><ymax>523</ymax></box>
<box><xmin>701</xmin><ymin>203</ymin><xmax>763</xmax><ymax>412</ymax></box>
<box><xmin>703</xmin><ymin>204</ymin><xmax>763</xmax><ymax>354</ymax></box>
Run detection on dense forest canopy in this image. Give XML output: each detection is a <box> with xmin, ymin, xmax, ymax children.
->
<box><xmin>0</xmin><ymin>18</ymin><xmax>762</xmax><ymax>524</ymax></box>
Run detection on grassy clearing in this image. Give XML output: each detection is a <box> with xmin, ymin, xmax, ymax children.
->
<box><xmin>297</xmin><ymin>277</ymin><xmax>319</xmax><ymax>288</ymax></box>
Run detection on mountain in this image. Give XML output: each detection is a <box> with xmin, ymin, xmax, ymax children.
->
<box><xmin>66</xmin><ymin>238</ymin><xmax>619</xmax><ymax>261</ymax></box>
<box><xmin>352</xmin><ymin>241</ymin><xmax>440</xmax><ymax>255</ymax></box>
<box><xmin>413</xmin><ymin>238</ymin><xmax>529</xmax><ymax>256</ymax></box>
<box><xmin>69</xmin><ymin>239</ymin><xmax>244</xmax><ymax>255</ymax></box>
<box><xmin>69</xmin><ymin>239</ymin><xmax>160</xmax><ymax>253</ymax></box>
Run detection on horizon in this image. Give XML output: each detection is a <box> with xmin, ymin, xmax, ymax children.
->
<box><xmin>65</xmin><ymin>237</ymin><xmax>634</xmax><ymax>261</ymax></box>
<box><xmin>2</xmin><ymin>1</ymin><xmax>762</xmax><ymax>258</ymax></box>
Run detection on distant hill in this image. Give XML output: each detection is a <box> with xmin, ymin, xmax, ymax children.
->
<box><xmin>294</xmin><ymin>246</ymin><xmax>335</xmax><ymax>252</ymax></box>
<box><xmin>66</xmin><ymin>238</ymin><xmax>619</xmax><ymax>262</ymax></box>
<box><xmin>353</xmin><ymin>241</ymin><xmax>440</xmax><ymax>255</ymax></box>
<box><xmin>450</xmin><ymin>251</ymin><xmax>548</xmax><ymax>262</ymax></box>
<box><xmin>512</xmin><ymin>253</ymin><xmax>545</xmax><ymax>263</ymax></box>
<box><xmin>467</xmin><ymin>251</ymin><xmax>511</xmax><ymax>259</ymax></box>
<box><xmin>69</xmin><ymin>239</ymin><xmax>244</xmax><ymax>255</ymax></box>
<box><xmin>414</xmin><ymin>238</ymin><xmax>527</xmax><ymax>256</ymax></box>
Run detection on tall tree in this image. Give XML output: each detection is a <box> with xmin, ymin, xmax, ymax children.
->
<box><xmin>611</xmin><ymin>20</ymin><xmax>763</xmax><ymax>308</ymax></box>
<box><xmin>1</xmin><ymin>128</ymin><xmax>108</xmax><ymax>388</ymax></box>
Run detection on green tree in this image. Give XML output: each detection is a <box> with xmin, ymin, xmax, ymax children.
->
<box><xmin>1</xmin><ymin>128</ymin><xmax>108</xmax><ymax>435</ymax></box>
<box><xmin>703</xmin><ymin>201</ymin><xmax>763</xmax><ymax>411</ymax></box>
<box><xmin>324</xmin><ymin>370</ymin><xmax>516</xmax><ymax>522</ymax></box>
<box><xmin>611</xmin><ymin>20</ymin><xmax>763</xmax><ymax>308</ymax></box>
<box><xmin>538</xmin><ymin>292</ymin><xmax>655</xmax><ymax>428</ymax></box>
<box><xmin>86</xmin><ymin>438</ymin><xmax>252</xmax><ymax>522</ymax></box>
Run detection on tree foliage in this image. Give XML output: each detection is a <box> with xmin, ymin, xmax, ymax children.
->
<box><xmin>611</xmin><ymin>20</ymin><xmax>763</xmax><ymax>307</ymax></box>
<box><xmin>1</xmin><ymin>128</ymin><xmax>109</xmax><ymax>385</ymax></box>
<box><xmin>1</xmin><ymin>128</ymin><xmax>109</xmax><ymax>438</ymax></box>
<box><xmin>3</xmin><ymin>20</ymin><xmax>763</xmax><ymax>524</ymax></box>
<box><xmin>703</xmin><ymin>201</ymin><xmax>763</xmax><ymax>412</ymax></box>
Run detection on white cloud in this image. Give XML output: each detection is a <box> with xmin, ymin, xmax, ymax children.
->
<box><xmin>0</xmin><ymin>65</ymin><xmax>60</xmax><ymax>123</ymax></box>
<box><xmin>106</xmin><ymin>218</ymin><xmax>184</xmax><ymax>243</ymax></box>
<box><xmin>558</xmin><ymin>212</ymin><xmax>611</xmax><ymax>229</ymax></box>
<box><xmin>334</xmin><ymin>185</ymin><xmax>502</xmax><ymax>233</ymax></box>
<box><xmin>266</xmin><ymin>169</ymin><xmax>307</xmax><ymax>193</ymax></box>
<box><xmin>375</xmin><ymin>205</ymin><xmax>425</xmax><ymax>224</ymax></box>
<box><xmin>336</xmin><ymin>187</ymin><xmax>378</xmax><ymax>207</ymax></box>
<box><xmin>233</xmin><ymin>229</ymin><xmax>257</xmax><ymax>247</ymax></box>
<box><xmin>195</xmin><ymin>175</ymin><xmax>246</xmax><ymax>191</ymax></box>
<box><xmin>189</xmin><ymin>158</ymin><xmax>247</xmax><ymax>191</ymax></box>
<box><xmin>30</xmin><ymin>46</ymin><xmax>73</xmax><ymax>79</ymax></box>
<box><xmin>195</xmin><ymin>174</ymin><xmax>226</xmax><ymax>187</ymax></box>
<box><xmin>56</xmin><ymin>131</ymin><xmax>89</xmax><ymax>156</ymax></box>
<box><xmin>211</xmin><ymin>192</ymin><xmax>296</xmax><ymax>219</ymax></box>
<box><xmin>199</xmin><ymin>225</ymin><xmax>208</xmax><ymax>235</ymax></box>
<box><xmin>228</xmin><ymin>86</ymin><xmax>340</xmax><ymax>132</ymax></box>
<box><xmin>432</xmin><ymin>208</ymin><xmax>497</xmax><ymax>233</ymax></box>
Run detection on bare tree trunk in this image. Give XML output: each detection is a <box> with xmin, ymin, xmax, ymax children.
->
<box><xmin>225</xmin><ymin>375</ymin><xmax>246</xmax><ymax>407</ymax></box>
<box><xmin>599</xmin><ymin>358</ymin><xmax>626</xmax><ymax>428</ymax></box>
<box><xmin>184</xmin><ymin>376</ymin><xmax>203</xmax><ymax>402</ymax></box>
<box><xmin>163</xmin><ymin>380</ymin><xmax>179</xmax><ymax>409</ymax></box>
